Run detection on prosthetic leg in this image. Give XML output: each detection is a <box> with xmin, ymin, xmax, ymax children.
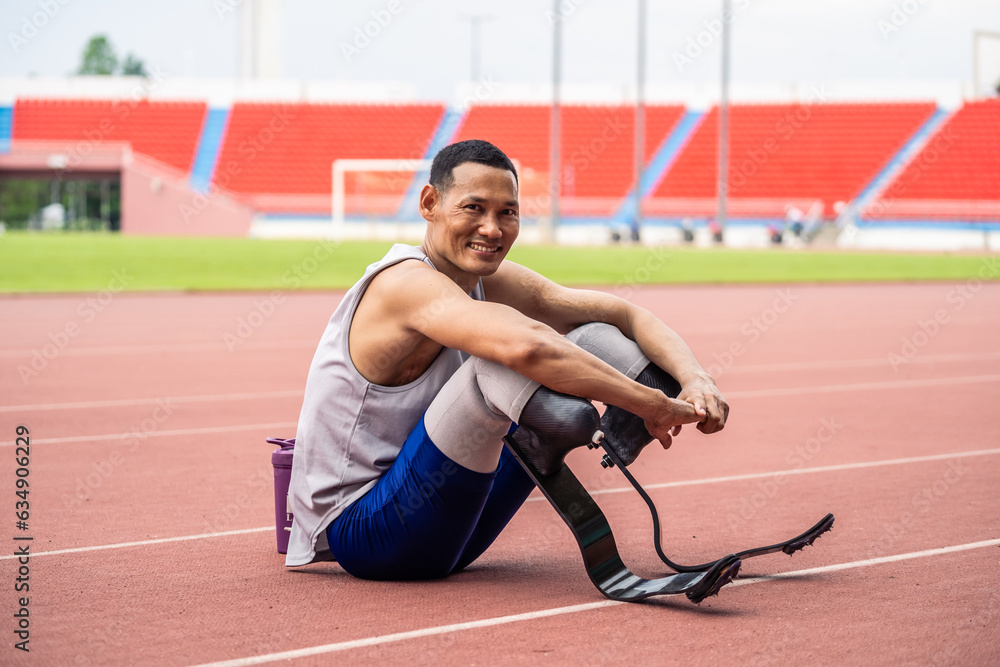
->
<box><xmin>504</xmin><ymin>367</ymin><xmax>833</xmax><ymax>604</ymax></box>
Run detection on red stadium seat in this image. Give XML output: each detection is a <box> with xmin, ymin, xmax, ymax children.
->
<box><xmin>213</xmin><ymin>102</ymin><xmax>444</xmax><ymax>213</ymax></box>
<box><xmin>651</xmin><ymin>102</ymin><xmax>937</xmax><ymax>218</ymax></box>
<box><xmin>13</xmin><ymin>98</ymin><xmax>207</xmax><ymax>173</ymax></box>
<box><xmin>454</xmin><ymin>104</ymin><xmax>686</xmax><ymax>216</ymax></box>
<box><xmin>883</xmin><ymin>98</ymin><xmax>1000</xmax><ymax>203</ymax></box>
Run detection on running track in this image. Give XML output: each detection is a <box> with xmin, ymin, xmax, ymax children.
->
<box><xmin>1</xmin><ymin>280</ymin><xmax>998</xmax><ymax>665</ymax></box>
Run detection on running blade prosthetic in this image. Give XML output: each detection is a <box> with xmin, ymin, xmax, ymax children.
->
<box><xmin>504</xmin><ymin>431</ymin><xmax>741</xmax><ymax>603</ymax></box>
<box><xmin>596</xmin><ymin>439</ymin><xmax>835</xmax><ymax>574</ymax></box>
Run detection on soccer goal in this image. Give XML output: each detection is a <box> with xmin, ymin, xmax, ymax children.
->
<box><xmin>331</xmin><ymin>158</ymin><xmax>432</xmax><ymax>240</ymax></box>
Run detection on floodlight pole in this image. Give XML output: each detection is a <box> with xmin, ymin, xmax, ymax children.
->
<box><xmin>548</xmin><ymin>0</ymin><xmax>561</xmax><ymax>244</ymax></box>
<box><xmin>717</xmin><ymin>0</ymin><xmax>731</xmax><ymax>236</ymax></box>
<box><xmin>631</xmin><ymin>0</ymin><xmax>646</xmax><ymax>242</ymax></box>
<box><xmin>471</xmin><ymin>16</ymin><xmax>482</xmax><ymax>83</ymax></box>
<box><xmin>461</xmin><ymin>14</ymin><xmax>493</xmax><ymax>84</ymax></box>
<box><xmin>973</xmin><ymin>30</ymin><xmax>1000</xmax><ymax>98</ymax></box>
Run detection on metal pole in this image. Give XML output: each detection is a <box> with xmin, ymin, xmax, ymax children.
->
<box><xmin>471</xmin><ymin>16</ymin><xmax>481</xmax><ymax>83</ymax></box>
<box><xmin>101</xmin><ymin>179</ymin><xmax>110</xmax><ymax>230</ymax></box>
<box><xmin>717</xmin><ymin>0</ymin><xmax>731</xmax><ymax>237</ymax></box>
<box><xmin>972</xmin><ymin>30</ymin><xmax>1000</xmax><ymax>98</ymax></box>
<box><xmin>461</xmin><ymin>15</ymin><xmax>493</xmax><ymax>86</ymax></box>
<box><xmin>548</xmin><ymin>0</ymin><xmax>561</xmax><ymax>243</ymax></box>
<box><xmin>632</xmin><ymin>0</ymin><xmax>646</xmax><ymax>242</ymax></box>
<box><xmin>974</xmin><ymin>30</ymin><xmax>980</xmax><ymax>98</ymax></box>
<box><xmin>240</xmin><ymin>1</ymin><xmax>254</xmax><ymax>79</ymax></box>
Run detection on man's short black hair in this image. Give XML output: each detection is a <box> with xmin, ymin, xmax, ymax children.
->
<box><xmin>429</xmin><ymin>139</ymin><xmax>518</xmax><ymax>192</ymax></box>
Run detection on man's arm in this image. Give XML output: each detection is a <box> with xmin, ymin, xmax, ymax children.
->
<box><xmin>482</xmin><ymin>261</ymin><xmax>728</xmax><ymax>434</ymax></box>
<box><xmin>373</xmin><ymin>260</ymin><xmax>702</xmax><ymax>443</ymax></box>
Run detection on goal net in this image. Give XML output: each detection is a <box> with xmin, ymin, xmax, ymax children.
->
<box><xmin>331</xmin><ymin>158</ymin><xmax>432</xmax><ymax>240</ymax></box>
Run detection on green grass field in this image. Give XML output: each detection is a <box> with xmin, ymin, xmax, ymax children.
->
<box><xmin>0</xmin><ymin>231</ymin><xmax>995</xmax><ymax>293</ymax></box>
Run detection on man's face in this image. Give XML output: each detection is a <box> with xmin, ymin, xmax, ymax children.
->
<box><xmin>421</xmin><ymin>161</ymin><xmax>519</xmax><ymax>279</ymax></box>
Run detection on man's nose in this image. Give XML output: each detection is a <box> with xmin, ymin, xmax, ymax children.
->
<box><xmin>479</xmin><ymin>212</ymin><xmax>503</xmax><ymax>238</ymax></box>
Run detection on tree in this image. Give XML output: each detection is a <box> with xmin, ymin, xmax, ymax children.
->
<box><xmin>77</xmin><ymin>35</ymin><xmax>118</xmax><ymax>75</ymax></box>
<box><xmin>120</xmin><ymin>53</ymin><xmax>148</xmax><ymax>77</ymax></box>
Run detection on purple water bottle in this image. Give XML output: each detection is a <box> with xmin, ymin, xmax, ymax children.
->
<box><xmin>267</xmin><ymin>437</ymin><xmax>295</xmax><ymax>554</ymax></box>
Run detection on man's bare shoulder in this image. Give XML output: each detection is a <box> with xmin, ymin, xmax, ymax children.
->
<box><xmin>369</xmin><ymin>257</ymin><xmax>434</xmax><ymax>288</ymax></box>
<box><xmin>365</xmin><ymin>258</ymin><xmax>457</xmax><ymax>306</ymax></box>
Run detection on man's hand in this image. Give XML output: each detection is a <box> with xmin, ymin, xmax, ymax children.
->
<box><xmin>677</xmin><ymin>375</ymin><xmax>729</xmax><ymax>434</ymax></box>
<box><xmin>638</xmin><ymin>390</ymin><xmax>704</xmax><ymax>450</ymax></box>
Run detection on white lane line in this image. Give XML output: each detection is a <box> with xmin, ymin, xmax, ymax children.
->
<box><xmin>526</xmin><ymin>447</ymin><xmax>1000</xmax><ymax>503</ymax></box>
<box><xmin>730</xmin><ymin>537</ymin><xmax>1000</xmax><ymax>586</ymax></box>
<box><xmin>0</xmin><ymin>390</ymin><xmax>302</xmax><ymax>413</ymax></box>
<box><xmin>7</xmin><ymin>372</ymin><xmax>997</xmax><ymax>415</ymax></box>
<box><xmin>189</xmin><ymin>538</ymin><xmax>1000</xmax><ymax>667</ymax></box>
<box><xmin>725</xmin><ymin>373</ymin><xmax>1000</xmax><ymax>399</ymax></box>
<box><xmin>12</xmin><ymin>447</ymin><xmax>998</xmax><ymax>561</ymax></box>
<box><xmin>0</xmin><ymin>527</ymin><xmax>273</xmax><ymax>560</ymax></box>
<box><xmin>0</xmin><ymin>339</ymin><xmax>316</xmax><ymax>359</ymax></box>
<box><xmin>718</xmin><ymin>351</ymin><xmax>1000</xmax><ymax>375</ymax></box>
<box><xmin>0</xmin><ymin>421</ymin><xmax>299</xmax><ymax>447</ymax></box>
<box><xmin>603</xmin><ymin>447</ymin><xmax>1000</xmax><ymax>495</ymax></box>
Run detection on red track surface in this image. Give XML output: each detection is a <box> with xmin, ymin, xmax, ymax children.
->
<box><xmin>2</xmin><ymin>280</ymin><xmax>999</xmax><ymax>665</ymax></box>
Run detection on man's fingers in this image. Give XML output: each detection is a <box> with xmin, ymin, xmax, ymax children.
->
<box><xmin>698</xmin><ymin>392</ymin><xmax>730</xmax><ymax>434</ymax></box>
<box><xmin>660</xmin><ymin>433</ymin><xmax>672</xmax><ymax>450</ymax></box>
<box><xmin>670</xmin><ymin>397</ymin><xmax>702</xmax><ymax>424</ymax></box>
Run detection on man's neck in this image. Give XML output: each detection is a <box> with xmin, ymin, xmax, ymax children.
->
<box><xmin>420</xmin><ymin>242</ymin><xmax>480</xmax><ymax>294</ymax></box>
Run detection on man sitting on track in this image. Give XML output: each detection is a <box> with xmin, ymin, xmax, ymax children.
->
<box><xmin>285</xmin><ymin>139</ymin><xmax>729</xmax><ymax>578</ymax></box>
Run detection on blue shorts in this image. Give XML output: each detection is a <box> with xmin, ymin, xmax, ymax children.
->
<box><xmin>325</xmin><ymin>416</ymin><xmax>534</xmax><ymax>580</ymax></box>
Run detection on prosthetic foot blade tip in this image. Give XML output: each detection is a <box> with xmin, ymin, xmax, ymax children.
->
<box><xmin>781</xmin><ymin>514</ymin><xmax>835</xmax><ymax>555</ymax></box>
<box><xmin>687</xmin><ymin>558</ymin><xmax>741</xmax><ymax>604</ymax></box>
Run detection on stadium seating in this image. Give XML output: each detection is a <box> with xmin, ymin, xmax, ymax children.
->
<box><xmin>869</xmin><ymin>97</ymin><xmax>1000</xmax><ymax>219</ymax></box>
<box><xmin>12</xmin><ymin>95</ymin><xmax>995</xmax><ymax>223</ymax></box>
<box><xmin>13</xmin><ymin>98</ymin><xmax>207</xmax><ymax>173</ymax></box>
<box><xmin>650</xmin><ymin>102</ymin><xmax>937</xmax><ymax>218</ymax></box>
<box><xmin>453</xmin><ymin>104</ymin><xmax>686</xmax><ymax>216</ymax></box>
<box><xmin>213</xmin><ymin>102</ymin><xmax>444</xmax><ymax>213</ymax></box>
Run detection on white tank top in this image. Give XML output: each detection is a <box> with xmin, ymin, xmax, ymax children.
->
<box><xmin>285</xmin><ymin>244</ymin><xmax>484</xmax><ymax>566</ymax></box>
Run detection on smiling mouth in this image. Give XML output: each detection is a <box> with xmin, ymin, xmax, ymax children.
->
<box><xmin>468</xmin><ymin>242</ymin><xmax>501</xmax><ymax>254</ymax></box>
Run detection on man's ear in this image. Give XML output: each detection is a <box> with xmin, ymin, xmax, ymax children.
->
<box><xmin>418</xmin><ymin>184</ymin><xmax>439</xmax><ymax>223</ymax></box>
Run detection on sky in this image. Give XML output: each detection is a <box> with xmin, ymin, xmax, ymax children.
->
<box><xmin>2</xmin><ymin>0</ymin><xmax>1000</xmax><ymax>100</ymax></box>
